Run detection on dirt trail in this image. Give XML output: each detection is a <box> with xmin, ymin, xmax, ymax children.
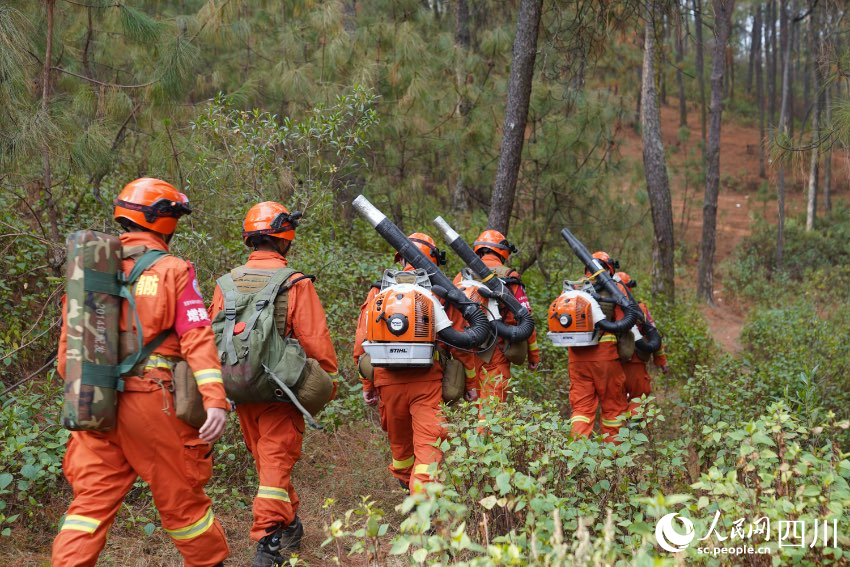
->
<box><xmin>615</xmin><ymin>103</ymin><xmax>826</xmax><ymax>354</ymax></box>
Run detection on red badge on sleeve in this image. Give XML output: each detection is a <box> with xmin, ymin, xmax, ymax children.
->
<box><xmin>513</xmin><ymin>285</ymin><xmax>532</xmax><ymax>312</ymax></box>
<box><xmin>175</xmin><ymin>262</ymin><xmax>210</xmax><ymax>337</ymax></box>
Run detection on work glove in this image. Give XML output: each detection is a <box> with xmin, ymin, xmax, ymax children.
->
<box><xmin>363</xmin><ymin>389</ymin><xmax>379</xmax><ymax>406</ymax></box>
<box><xmin>199</xmin><ymin>407</ymin><xmax>227</xmax><ymax>443</ymax></box>
<box><xmin>464</xmin><ymin>389</ymin><xmax>479</xmax><ymax>402</ymax></box>
<box><xmin>528</xmin><ymin>360</ymin><xmax>540</xmax><ymax>371</ymax></box>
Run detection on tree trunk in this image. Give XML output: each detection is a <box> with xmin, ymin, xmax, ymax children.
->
<box><xmin>693</xmin><ymin>0</ymin><xmax>707</xmax><ymax>145</ymax></box>
<box><xmin>487</xmin><ymin>0</ymin><xmax>543</xmax><ymax>234</ymax></box>
<box><xmin>660</xmin><ymin>14</ymin><xmax>668</xmax><ymax>107</ymax></box>
<box><xmin>805</xmin><ymin>0</ymin><xmax>819</xmax><ymax>231</ymax></box>
<box><xmin>452</xmin><ymin>0</ymin><xmax>471</xmax><ymax>211</ymax></box>
<box><xmin>676</xmin><ymin>1</ymin><xmax>687</xmax><ymax>127</ymax></box>
<box><xmin>823</xmin><ymin>82</ymin><xmax>832</xmax><ymax>214</ymax></box>
<box><xmin>642</xmin><ymin>5</ymin><xmax>677</xmax><ymax>302</ymax></box>
<box><xmin>768</xmin><ymin>0</ymin><xmax>778</xmax><ymax>125</ymax></box>
<box><xmin>697</xmin><ymin>0</ymin><xmax>735</xmax><ymax>303</ymax></box>
<box><xmin>42</xmin><ymin>0</ymin><xmax>62</xmax><ymax>271</ymax></box>
<box><xmin>776</xmin><ymin>0</ymin><xmax>793</xmax><ymax>271</ymax></box>
<box><xmin>788</xmin><ymin>12</ymin><xmax>795</xmax><ymax>138</ymax></box>
<box><xmin>755</xmin><ymin>3</ymin><xmax>767</xmax><ymax>178</ymax></box>
<box><xmin>747</xmin><ymin>5</ymin><xmax>758</xmax><ymax>93</ymax></box>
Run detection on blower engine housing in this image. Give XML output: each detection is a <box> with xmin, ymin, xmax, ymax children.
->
<box><xmin>547</xmin><ymin>288</ymin><xmax>603</xmax><ymax>347</ymax></box>
<box><xmin>363</xmin><ymin>269</ymin><xmax>445</xmax><ymax>367</ymax></box>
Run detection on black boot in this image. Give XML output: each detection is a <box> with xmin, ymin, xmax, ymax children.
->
<box><xmin>252</xmin><ymin>516</ymin><xmax>304</xmax><ymax>567</ymax></box>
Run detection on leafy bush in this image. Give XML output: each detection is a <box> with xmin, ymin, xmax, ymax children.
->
<box><xmin>0</xmin><ymin>377</ymin><xmax>68</xmax><ymax>535</ymax></box>
<box><xmin>324</xmin><ymin>400</ymin><xmax>850</xmax><ymax>565</ymax></box>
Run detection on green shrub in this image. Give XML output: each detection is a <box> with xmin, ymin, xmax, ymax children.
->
<box><xmin>0</xmin><ymin>376</ymin><xmax>68</xmax><ymax>535</ymax></box>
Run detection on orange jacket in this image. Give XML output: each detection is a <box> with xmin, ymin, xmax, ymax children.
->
<box><xmin>209</xmin><ymin>251</ymin><xmax>339</xmax><ymax>376</ymax></box>
<box><xmin>568</xmin><ymin>280</ymin><xmax>631</xmax><ymax>363</ymax></box>
<box><xmin>478</xmin><ymin>254</ymin><xmax>540</xmax><ymax>364</ymax></box>
<box><xmin>57</xmin><ymin>232</ymin><xmax>229</xmax><ymax>411</ymax></box>
<box><xmin>353</xmin><ymin>270</ymin><xmax>471</xmax><ymax>392</ymax></box>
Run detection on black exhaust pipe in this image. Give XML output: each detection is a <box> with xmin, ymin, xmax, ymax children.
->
<box><xmin>352</xmin><ymin>195</ymin><xmax>492</xmax><ymax>349</ymax></box>
<box><xmin>432</xmin><ymin>216</ymin><xmax>535</xmax><ymax>344</ymax></box>
<box><xmin>559</xmin><ymin>227</ymin><xmax>638</xmax><ymax>334</ymax></box>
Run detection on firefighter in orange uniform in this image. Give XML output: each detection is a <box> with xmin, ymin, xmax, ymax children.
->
<box><xmin>453</xmin><ymin>230</ymin><xmax>539</xmax><ymax>404</ymax></box>
<box><xmin>52</xmin><ymin>178</ymin><xmax>230</xmax><ymax>567</ymax></box>
<box><xmin>567</xmin><ymin>251</ymin><xmax>630</xmax><ymax>441</ymax></box>
<box><xmin>615</xmin><ymin>272</ymin><xmax>668</xmax><ymax>412</ymax></box>
<box><xmin>354</xmin><ymin>233</ymin><xmax>475</xmax><ymax>492</ymax></box>
<box><xmin>209</xmin><ymin>202</ymin><xmax>338</xmax><ymax>567</ymax></box>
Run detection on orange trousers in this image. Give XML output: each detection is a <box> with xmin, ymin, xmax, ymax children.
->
<box><xmin>623</xmin><ymin>360</ymin><xmax>651</xmax><ymax>413</ymax></box>
<box><xmin>378</xmin><ymin>380</ymin><xmax>446</xmax><ymax>492</ymax></box>
<box><xmin>236</xmin><ymin>401</ymin><xmax>304</xmax><ymax>542</ymax></box>
<box><xmin>52</xmin><ymin>379</ymin><xmax>228</xmax><ymax>567</ymax></box>
<box><xmin>568</xmin><ymin>359</ymin><xmax>628</xmax><ymax>441</ymax></box>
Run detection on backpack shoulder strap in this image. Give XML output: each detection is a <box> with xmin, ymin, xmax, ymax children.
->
<box><xmin>216</xmin><ymin>273</ymin><xmax>240</xmax><ymax>364</ymax></box>
<box><xmin>125</xmin><ymin>249</ymin><xmax>169</xmax><ymax>284</ymax></box>
<box><xmin>116</xmin><ymin>249</ymin><xmax>172</xmax><ymax>387</ymax></box>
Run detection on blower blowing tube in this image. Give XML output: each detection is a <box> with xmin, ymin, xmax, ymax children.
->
<box><xmin>352</xmin><ymin>195</ymin><xmax>492</xmax><ymax>349</ymax></box>
<box><xmin>432</xmin><ymin>216</ymin><xmax>535</xmax><ymax>344</ymax></box>
<box><xmin>558</xmin><ymin>228</ymin><xmax>639</xmax><ymax>334</ymax></box>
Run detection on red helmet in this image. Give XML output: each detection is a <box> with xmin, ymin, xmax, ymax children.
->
<box><xmin>395</xmin><ymin>232</ymin><xmax>446</xmax><ymax>266</ymax></box>
<box><xmin>585</xmin><ymin>251</ymin><xmax>617</xmax><ymax>277</ymax></box>
<box><xmin>473</xmin><ymin>229</ymin><xmax>517</xmax><ymax>263</ymax></box>
<box><xmin>616</xmin><ymin>271</ymin><xmax>636</xmax><ymax>288</ymax></box>
<box><xmin>113</xmin><ymin>178</ymin><xmax>191</xmax><ymax>235</ymax></box>
<box><xmin>242</xmin><ymin>201</ymin><xmax>301</xmax><ymax>242</ymax></box>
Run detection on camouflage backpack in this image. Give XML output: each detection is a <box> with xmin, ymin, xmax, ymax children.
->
<box><xmin>62</xmin><ymin>231</ymin><xmax>171</xmax><ymax>431</ymax></box>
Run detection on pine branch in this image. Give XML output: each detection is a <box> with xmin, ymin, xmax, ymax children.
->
<box><xmin>51</xmin><ymin>65</ymin><xmax>156</xmax><ymax>88</ymax></box>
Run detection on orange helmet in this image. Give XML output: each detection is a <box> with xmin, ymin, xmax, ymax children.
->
<box><xmin>473</xmin><ymin>229</ymin><xmax>517</xmax><ymax>262</ymax></box>
<box><xmin>616</xmin><ymin>271</ymin><xmax>636</xmax><ymax>288</ymax></box>
<box><xmin>242</xmin><ymin>201</ymin><xmax>301</xmax><ymax>242</ymax></box>
<box><xmin>395</xmin><ymin>232</ymin><xmax>446</xmax><ymax>266</ymax></box>
<box><xmin>113</xmin><ymin>177</ymin><xmax>191</xmax><ymax>235</ymax></box>
<box><xmin>585</xmin><ymin>251</ymin><xmax>617</xmax><ymax>277</ymax></box>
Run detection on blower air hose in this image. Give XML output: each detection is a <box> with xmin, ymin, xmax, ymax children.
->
<box><xmin>559</xmin><ymin>227</ymin><xmax>640</xmax><ymax>334</ymax></box>
<box><xmin>352</xmin><ymin>195</ymin><xmax>493</xmax><ymax>349</ymax></box>
<box><xmin>432</xmin><ymin>216</ymin><xmax>535</xmax><ymax>344</ymax></box>
<box><xmin>635</xmin><ymin>323</ymin><xmax>662</xmax><ymax>353</ymax></box>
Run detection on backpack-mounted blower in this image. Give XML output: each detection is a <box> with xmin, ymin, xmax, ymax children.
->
<box><xmin>352</xmin><ymin>196</ymin><xmax>494</xmax><ymax>360</ymax></box>
<box><xmin>432</xmin><ymin>216</ymin><xmax>535</xmax><ymax>344</ymax></box>
<box><xmin>549</xmin><ymin>228</ymin><xmax>642</xmax><ymax>342</ymax></box>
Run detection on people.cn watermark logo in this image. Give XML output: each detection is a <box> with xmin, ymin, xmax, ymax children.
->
<box><xmin>655</xmin><ymin>513</ymin><xmax>695</xmax><ymax>553</ymax></box>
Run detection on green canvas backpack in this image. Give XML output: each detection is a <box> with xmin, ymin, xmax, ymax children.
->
<box><xmin>211</xmin><ymin>267</ymin><xmax>323</xmax><ymax>428</ymax></box>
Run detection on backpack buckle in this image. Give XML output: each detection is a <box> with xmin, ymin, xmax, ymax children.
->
<box><xmin>224</xmin><ymin>307</ymin><xmax>237</xmax><ymax>320</ymax></box>
<box><xmin>256</xmin><ymin>299</ymin><xmax>269</xmax><ymax>311</ymax></box>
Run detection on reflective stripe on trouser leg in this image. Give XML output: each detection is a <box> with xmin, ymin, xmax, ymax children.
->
<box><xmin>164</xmin><ymin>507</ymin><xmax>216</xmax><ymax>540</ymax></box>
<box><xmin>392</xmin><ymin>455</ymin><xmax>415</xmax><ymax>471</ymax></box>
<box><xmin>59</xmin><ymin>514</ymin><xmax>102</xmax><ymax>534</ymax></box>
<box><xmin>411</xmin><ymin>462</ymin><xmax>438</xmax><ymax>492</ymax></box>
<box><xmin>257</xmin><ymin>485</ymin><xmax>292</xmax><ymax>502</ymax></box>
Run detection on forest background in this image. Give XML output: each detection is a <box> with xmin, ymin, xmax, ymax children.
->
<box><xmin>2</xmin><ymin>0</ymin><xmax>850</xmax><ymax>564</ymax></box>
